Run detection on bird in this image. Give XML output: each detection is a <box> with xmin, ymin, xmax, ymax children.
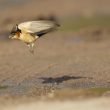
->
<box><xmin>9</xmin><ymin>19</ymin><xmax>60</xmax><ymax>53</ymax></box>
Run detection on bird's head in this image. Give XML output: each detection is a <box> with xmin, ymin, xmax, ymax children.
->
<box><xmin>9</xmin><ymin>24</ymin><xmax>21</xmax><ymax>39</ymax></box>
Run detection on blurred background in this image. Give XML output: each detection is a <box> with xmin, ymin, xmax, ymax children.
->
<box><xmin>0</xmin><ymin>0</ymin><xmax>110</xmax><ymax>110</ymax></box>
<box><xmin>1</xmin><ymin>0</ymin><xmax>110</xmax><ymax>36</ymax></box>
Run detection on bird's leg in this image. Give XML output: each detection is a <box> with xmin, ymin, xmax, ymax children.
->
<box><xmin>27</xmin><ymin>43</ymin><xmax>35</xmax><ymax>54</ymax></box>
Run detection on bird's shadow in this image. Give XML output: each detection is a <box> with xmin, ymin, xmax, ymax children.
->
<box><xmin>39</xmin><ymin>75</ymin><xmax>92</xmax><ymax>85</ymax></box>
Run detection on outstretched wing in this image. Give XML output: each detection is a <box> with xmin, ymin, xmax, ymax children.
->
<box><xmin>18</xmin><ymin>21</ymin><xmax>58</xmax><ymax>35</ymax></box>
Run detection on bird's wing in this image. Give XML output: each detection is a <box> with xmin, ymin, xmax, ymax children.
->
<box><xmin>18</xmin><ymin>21</ymin><xmax>57</xmax><ymax>34</ymax></box>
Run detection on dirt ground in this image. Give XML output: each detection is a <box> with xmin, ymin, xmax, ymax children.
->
<box><xmin>0</xmin><ymin>0</ymin><xmax>110</xmax><ymax>109</ymax></box>
<box><xmin>0</xmin><ymin>31</ymin><xmax>110</xmax><ymax>96</ymax></box>
<box><xmin>0</xmin><ymin>98</ymin><xmax>109</xmax><ymax>110</ymax></box>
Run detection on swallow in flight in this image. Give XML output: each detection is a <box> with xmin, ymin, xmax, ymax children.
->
<box><xmin>9</xmin><ymin>19</ymin><xmax>60</xmax><ymax>53</ymax></box>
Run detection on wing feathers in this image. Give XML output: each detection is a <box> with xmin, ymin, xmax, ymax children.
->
<box><xmin>18</xmin><ymin>21</ymin><xmax>58</xmax><ymax>34</ymax></box>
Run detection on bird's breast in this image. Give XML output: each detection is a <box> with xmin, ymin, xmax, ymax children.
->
<box><xmin>19</xmin><ymin>33</ymin><xmax>36</xmax><ymax>43</ymax></box>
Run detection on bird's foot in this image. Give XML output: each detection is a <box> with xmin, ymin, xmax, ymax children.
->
<box><xmin>27</xmin><ymin>43</ymin><xmax>35</xmax><ymax>54</ymax></box>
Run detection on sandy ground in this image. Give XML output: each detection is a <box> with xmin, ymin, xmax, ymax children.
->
<box><xmin>0</xmin><ymin>0</ymin><xmax>110</xmax><ymax>109</ymax></box>
<box><xmin>0</xmin><ymin>98</ymin><xmax>110</xmax><ymax>110</ymax></box>
<box><xmin>0</xmin><ymin>31</ymin><xmax>110</xmax><ymax>96</ymax></box>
